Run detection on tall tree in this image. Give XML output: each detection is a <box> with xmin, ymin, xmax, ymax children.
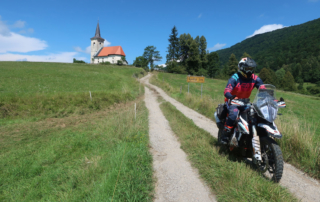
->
<box><xmin>179</xmin><ymin>33</ymin><xmax>193</xmax><ymax>65</ymax></box>
<box><xmin>166</xmin><ymin>26</ymin><xmax>180</xmax><ymax>63</ymax></box>
<box><xmin>227</xmin><ymin>53</ymin><xmax>238</xmax><ymax>76</ymax></box>
<box><xmin>186</xmin><ymin>40</ymin><xmax>201</xmax><ymax>74</ymax></box>
<box><xmin>199</xmin><ymin>36</ymin><xmax>208</xmax><ymax>70</ymax></box>
<box><xmin>275</xmin><ymin>68</ymin><xmax>286</xmax><ymax>88</ymax></box>
<box><xmin>282</xmin><ymin>71</ymin><xmax>297</xmax><ymax>91</ymax></box>
<box><xmin>259</xmin><ymin>68</ymin><xmax>273</xmax><ymax>84</ymax></box>
<box><xmin>241</xmin><ymin>52</ymin><xmax>252</xmax><ymax>59</ymax></box>
<box><xmin>207</xmin><ymin>52</ymin><xmax>220</xmax><ymax>78</ymax></box>
<box><xmin>143</xmin><ymin>46</ymin><xmax>163</xmax><ymax>69</ymax></box>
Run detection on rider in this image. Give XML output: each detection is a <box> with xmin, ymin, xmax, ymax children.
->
<box><xmin>220</xmin><ymin>57</ymin><xmax>264</xmax><ymax>144</ymax></box>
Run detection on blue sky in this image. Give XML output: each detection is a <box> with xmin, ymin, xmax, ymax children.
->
<box><xmin>0</xmin><ymin>0</ymin><xmax>319</xmax><ymax>65</ymax></box>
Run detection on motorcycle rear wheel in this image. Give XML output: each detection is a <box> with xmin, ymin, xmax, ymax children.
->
<box><xmin>260</xmin><ymin>137</ymin><xmax>284</xmax><ymax>183</ymax></box>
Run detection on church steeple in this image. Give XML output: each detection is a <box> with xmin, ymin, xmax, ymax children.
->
<box><xmin>90</xmin><ymin>21</ymin><xmax>105</xmax><ymax>63</ymax></box>
<box><xmin>95</xmin><ymin>21</ymin><xmax>101</xmax><ymax>38</ymax></box>
<box><xmin>91</xmin><ymin>21</ymin><xmax>105</xmax><ymax>41</ymax></box>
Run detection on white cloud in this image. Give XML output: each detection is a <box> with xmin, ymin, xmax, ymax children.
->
<box><xmin>74</xmin><ymin>39</ymin><xmax>111</xmax><ymax>54</ymax></box>
<box><xmin>18</xmin><ymin>28</ymin><xmax>34</xmax><ymax>34</ymax></box>
<box><xmin>198</xmin><ymin>13</ymin><xmax>202</xmax><ymax>19</ymax></box>
<box><xmin>0</xmin><ymin>32</ymin><xmax>47</xmax><ymax>53</ymax></box>
<box><xmin>104</xmin><ymin>40</ymin><xmax>111</xmax><ymax>46</ymax></box>
<box><xmin>208</xmin><ymin>43</ymin><xmax>227</xmax><ymax>51</ymax></box>
<box><xmin>74</xmin><ymin>45</ymin><xmax>91</xmax><ymax>54</ymax></box>
<box><xmin>0</xmin><ymin>52</ymin><xmax>86</xmax><ymax>63</ymax></box>
<box><xmin>0</xmin><ymin>17</ymin><xmax>11</xmax><ymax>36</ymax></box>
<box><xmin>247</xmin><ymin>24</ymin><xmax>285</xmax><ymax>38</ymax></box>
<box><xmin>0</xmin><ymin>17</ymin><xmax>46</xmax><ymax>53</ymax></box>
<box><xmin>12</xmin><ymin>20</ymin><xmax>26</xmax><ymax>28</ymax></box>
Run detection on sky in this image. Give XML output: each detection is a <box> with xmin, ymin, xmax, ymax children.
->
<box><xmin>0</xmin><ymin>0</ymin><xmax>319</xmax><ymax>65</ymax></box>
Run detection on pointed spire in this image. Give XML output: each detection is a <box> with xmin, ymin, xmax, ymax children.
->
<box><xmin>91</xmin><ymin>21</ymin><xmax>105</xmax><ymax>41</ymax></box>
<box><xmin>95</xmin><ymin>21</ymin><xmax>101</xmax><ymax>38</ymax></box>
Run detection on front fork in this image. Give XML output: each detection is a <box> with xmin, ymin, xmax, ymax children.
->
<box><xmin>252</xmin><ymin>125</ymin><xmax>262</xmax><ymax>161</ymax></box>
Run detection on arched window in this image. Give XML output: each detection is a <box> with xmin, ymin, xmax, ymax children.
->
<box><xmin>93</xmin><ymin>42</ymin><xmax>95</xmax><ymax>46</ymax></box>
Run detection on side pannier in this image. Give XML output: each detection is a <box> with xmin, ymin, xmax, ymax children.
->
<box><xmin>216</xmin><ymin>103</ymin><xmax>227</xmax><ymax>120</ymax></box>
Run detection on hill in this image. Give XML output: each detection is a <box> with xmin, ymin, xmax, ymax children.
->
<box><xmin>0</xmin><ymin>62</ymin><xmax>155</xmax><ymax>201</ymax></box>
<box><xmin>216</xmin><ymin>18</ymin><xmax>320</xmax><ymax>74</ymax></box>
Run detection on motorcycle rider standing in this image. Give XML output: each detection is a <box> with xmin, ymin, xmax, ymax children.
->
<box><xmin>220</xmin><ymin>57</ymin><xmax>264</xmax><ymax>144</ymax></box>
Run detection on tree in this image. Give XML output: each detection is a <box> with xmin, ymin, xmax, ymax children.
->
<box><xmin>179</xmin><ymin>33</ymin><xmax>193</xmax><ymax>65</ymax></box>
<box><xmin>259</xmin><ymin>68</ymin><xmax>273</xmax><ymax>84</ymax></box>
<box><xmin>133</xmin><ymin>56</ymin><xmax>148</xmax><ymax>68</ymax></box>
<box><xmin>227</xmin><ymin>53</ymin><xmax>238</xmax><ymax>76</ymax></box>
<box><xmin>207</xmin><ymin>52</ymin><xmax>220</xmax><ymax>78</ymax></box>
<box><xmin>199</xmin><ymin>36</ymin><xmax>208</xmax><ymax>70</ymax></box>
<box><xmin>282</xmin><ymin>71</ymin><xmax>297</xmax><ymax>91</ymax></box>
<box><xmin>143</xmin><ymin>46</ymin><xmax>162</xmax><ymax>69</ymax></box>
<box><xmin>186</xmin><ymin>40</ymin><xmax>201</xmax><ymax>74</ymax></box>
<box><xmin>121</xmin><ymin>56</ymin><xmax>127</xmax><ymax>64</ymax></box>
<box><xmin>275</xmin><ymin>68</ymin><xmax>286</xmax><ymax>88</ymax></box>
<box><xmin>241</xmin><ymin>52</ymin><xmax>252</xmax><ymax>59</ymax></box>
<box><xmin>166</xmin><ymin>26</ymin><xmax>180</xmax><ymax>63</ymax></box>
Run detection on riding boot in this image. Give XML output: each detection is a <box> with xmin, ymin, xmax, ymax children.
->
<box><xmin>220</xmin><ymin>127</ymin><xmax>233</xmax><ymax>144</ymax></box>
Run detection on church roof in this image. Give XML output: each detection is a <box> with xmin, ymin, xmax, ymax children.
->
<box><xmin>97</xmin><ymin>46</ymin><xmax>126</xmax><ymax>57</ymax></box>
<box><xmin>90</xmin><ymin>22</ymin><xmax>105</xmax><ymax>41</ymax></box>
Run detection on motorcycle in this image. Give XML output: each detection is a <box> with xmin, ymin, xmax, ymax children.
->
<box><xmin>214</xmin><ymin>84</ymin><xmax>286</xmax><ymax>182</ymax></box>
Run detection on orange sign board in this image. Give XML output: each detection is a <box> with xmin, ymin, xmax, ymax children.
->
<box><xmin>187</xmin><ymin>76</ymin><xmax>205</xmax><ymax>83</ymax></box>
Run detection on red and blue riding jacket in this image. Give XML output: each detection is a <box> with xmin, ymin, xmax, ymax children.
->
<box><xmin>224</xmin><ymin>73</ymin><xmax>264</xmax><ymax>102</ymax></box>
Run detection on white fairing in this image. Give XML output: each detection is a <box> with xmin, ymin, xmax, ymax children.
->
<box><xmin>239</xmin><ymin>116</ymin><xmax>249</xmax><ymax>134</ymax></box>
<box><xmin>277</xmin><ymin>101</ymin><xmax>286</xmax><ymax>108</ymax></box>
<box><xmin>258</xmin><ymin>123</ymin><xmax>282</xmax><ymax>138</ymax></box>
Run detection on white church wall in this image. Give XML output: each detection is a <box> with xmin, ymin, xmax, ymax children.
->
<box><xmin>93</xmin><ymin>55</ymin><xmax>126</xmax><ymax>65</ymax></box>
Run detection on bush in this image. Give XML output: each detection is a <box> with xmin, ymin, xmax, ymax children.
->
<box><xmin>117</xmin><ymin>60</ymin><xmax>123</xmax><ymax>66</ymax></box>
<box><xmin>100</xmin><ymin>61</ymin><xmax>111</xmax><ymax>65</ymax></box>
<box><xmin>73</xmin><ymin>58</ymin><xmax>85</xmax><ymax>63</ymax></box>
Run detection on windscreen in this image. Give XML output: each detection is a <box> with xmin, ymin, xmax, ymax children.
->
<box><xmin>253</xmin><ymin>84</ymin><xmax>278</xmax><ymax>122</ymax></box>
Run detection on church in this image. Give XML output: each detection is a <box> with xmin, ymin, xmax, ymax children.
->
<box><xmin>90</xmin><ymin>22</ymin><xmax>126</xmax><ymax>64</ymax></box>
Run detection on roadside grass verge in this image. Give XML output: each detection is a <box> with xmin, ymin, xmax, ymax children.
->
<box><xmin>159</xmin><ymin>101</ymin><xmax>296</xmax><ymax>202</ymax></box>
<box><xmin>151</xmin><ymin>72</ymin><xmax>320</xmax><ymax>179</ymax></box>
<box><xmin>0</xmin><ymin>99</ymin><xmax>154</xmax><ymax>201</ymax></box>
<box><xmin>0</xmin><ymin>62</ymin><xmax>145</xmax><ymax>122</ymax></box>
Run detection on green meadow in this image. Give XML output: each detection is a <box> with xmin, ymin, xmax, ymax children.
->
<box><xmin>0</xmin><ymin>62</ymin><xmax>154</xmax><ymax>201</ymax></box>
<box><xmin>151</xmin><ymin>72</ymin><xmax>320</xmax><ymax>179</ymax></box>
<box><xmin>0</xmin><ymin>62</ymin><xmax>145</xmax><ymax>123</ymax></box>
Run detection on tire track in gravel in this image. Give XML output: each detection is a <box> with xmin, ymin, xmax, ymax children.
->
<box><xmin>141</xmin><ymin>73</ymin><xmax>320</xmax><ymax>202</ymax></box>
<box><xmin>144</xmin><ymin>85</ymin><xmax>216</xmax><ymax>202</ymax></box>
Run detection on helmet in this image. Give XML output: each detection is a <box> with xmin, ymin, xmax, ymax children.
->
<box><xmin>238</xmin><ymin>57</ymin><xmax>257</xmax><ymax>78</ymax></box>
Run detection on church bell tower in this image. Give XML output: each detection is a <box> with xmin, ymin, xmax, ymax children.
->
<box><xmin>90</xmin><ymin>21</ymin><xmax>105</xmax><ymax>63</ymax></box>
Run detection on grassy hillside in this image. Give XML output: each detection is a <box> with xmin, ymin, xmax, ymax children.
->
<box><xmin>151</xmin><ymin>72</ymin><xmax>320</xmax><ymax>179</ymax></box>
<box><xmin>0</xmin><ymin>62</ymin><xmax>145</xmax><ymax>123</ymax></box>
<box><xmin>216</xmin><ymin>18</ymin><xmax>320</xmax><ymax>72</ymax></box>
<box><xmin>0</xmin><ymin>62</ymin><xmax>154</xmax><ymax>201</ymax></box>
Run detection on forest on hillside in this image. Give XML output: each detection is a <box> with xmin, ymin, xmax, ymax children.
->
<box><xmin>216</xmin><ymin>18</ymin><xmax>320</xmax><ymax>83</ymax></box>
<box><xmin>133</xmin><ymin>20</ymin><xmax>320</xmax><ymax>96</ymax></box>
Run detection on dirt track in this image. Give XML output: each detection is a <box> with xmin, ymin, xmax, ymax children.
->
<box><xmin>141</xmin><ymin>73</ymin><xmax>320</xmax><ymax>202</ymax></box>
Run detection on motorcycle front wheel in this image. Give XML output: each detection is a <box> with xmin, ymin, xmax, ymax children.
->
<box><xmin>260</xmin><ymin>137</ymin><xmax>284</xmax><ymax>183</ymax></box>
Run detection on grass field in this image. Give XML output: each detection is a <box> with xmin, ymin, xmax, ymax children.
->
<box><xmin>159</xmin><ymin>101</ymin><xmax>296</xmax><ymax>201</ymax></box>
<box><xmin>0</xmin><ymin>62</ymin><xmax>145</xmax><ymax>123</ymax></box>
<box><xmin>151</xmin><ymin>72</ymin><xmax>320</xmax><ymax>179</ymax></box>
<box><xmin>0</xmin><ymin>62</ymin><xmax>154</xmax><ymax>201</ymax></box>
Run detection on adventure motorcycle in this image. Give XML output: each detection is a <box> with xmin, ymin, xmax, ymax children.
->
<box><xmin>214</xmin><ymin>84</ymin><xmax>286</xmax><ymax>182</ymax></box>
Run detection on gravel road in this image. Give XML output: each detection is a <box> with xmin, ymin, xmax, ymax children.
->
<box><xmin>144</xmin><ymin>86</ymin><xmax>216</xmax><ymax>202</ymax></box>
<box><xmin>141</xmin><ymin>73</ymin><xmax>320</xmax><ymax>202</ymax></box>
